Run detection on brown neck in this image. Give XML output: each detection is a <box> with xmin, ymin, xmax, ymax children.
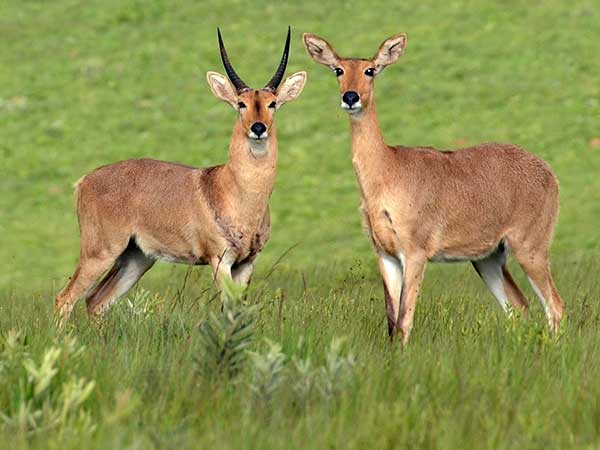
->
<box><xmin>223</xmin><ymin>120</ymin><xmax>278</xmax><ymax>211</ymax></box>
<box><xmin>349</xmin><ymin>99</ymin><xmax>387</xmax><ymax>155</ymax></box>
<box><xmin>348</xmin><ymin>99</ymin><xmax>390</xmax><ymax>195</ymax></box>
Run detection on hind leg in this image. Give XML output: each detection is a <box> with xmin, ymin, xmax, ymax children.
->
<box><xmin>510</xmin><ymin>244</ymin><xmax>563</xmax><ymax>331</ymax></box>
<box><xmin>55</xmin><ymin>254</ymin><xmax>118</xmax><ymax>325</ymax></box>
<box><xmin>501</xmin><ymin>266</ymin><xmax>530</xmax><ymax>312</ymax></box>
<box><xmin>472</xmin><ymin>245</ymin><xmax>529</xmax><ymax>313</ymax></box>
<box><xmin>86</xmin><ymin>245</ymin><xmax>154</xmax><ymax>318</ymax></box>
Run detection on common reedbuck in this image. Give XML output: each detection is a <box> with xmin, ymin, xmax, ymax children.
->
<box><xmin>304</xmin><ymin>32</ymin><xmax>563</xmax><ymax>343</ymax></box>
<box><xmin>55</xmin><ymin>28</ymin><xmax>307</xmax><ymax>323</ymax></box>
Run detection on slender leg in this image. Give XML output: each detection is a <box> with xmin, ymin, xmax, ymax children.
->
<box><xmin>512</xmin><ymin>248</ymin><xmax>563</xmax><ymax>331</ymax></box>
<box><xmin>377</xmin><ymin>253</ymin><xmax>404</xmax><ymax>339</ymax></box>
<box><xmin>231</xmin><ymin>260</ymin><xmax>255</xmax><ymax>288</ymax></box>
<box><xmin>85</xmin><ymin>245</ymin><xmax>155</xmax><ymax>318</ymax></box>
<box><xmin>501</xmin><ymin>266</ymin><xmax>530</xmax><ymax>311</ymax></box>
<box><xmin>472</xmin><ymin>245</ymin><xmax>529</xmax><ymax>312</ymax></box>
<box><xmin>55</xmin><ymin>254</ymin><xmax>118</xmax><ymax>325</ymax></box>
<box><xmin>396</xmin><ymin>254</ymin><xmax>427</xmax><ymax>344</ymax></box>
<box><xmin>210</xmin><ymin>250</ymin><xmax>235</xmax><ymax>291</ymax></box>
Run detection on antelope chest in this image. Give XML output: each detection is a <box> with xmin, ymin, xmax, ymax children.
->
<box><xmin>215</xmin><ymin>212</ymin><xmax>271</xmax><ymax>263</ymax></box>
<box><xmin>360</xmin><ymin>199</ymin><xmax>403</xmax><ymax>257</ymax></box>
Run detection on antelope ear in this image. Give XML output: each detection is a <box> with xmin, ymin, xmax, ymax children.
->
<box><xmin>372</xmin><ymin>33</ymin><xmax>407</xmax><ymax>74</ymax></box>
<box><xmin>303</xmin><ymin>33</ymin><xmax>340</xmax><ymax>68</ymax></box>
<box><xmin>276</xmin><ymin>71</ymin><xmax>307</xmax><ymax>107</ymax></box>
<box><xmin>206</xmin><ymin>71</ymin><xmax>238</xmax><ymax>108</ymax></box>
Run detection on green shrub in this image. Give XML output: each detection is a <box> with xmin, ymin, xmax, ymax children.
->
<box><xmin>0</xmin><ymin>331</ymin><xmax>95</xmax><ymax>435</ymax></box>
<box><xmin>248</xmin><ymin>339</ymin><xmax>286</xmax><ymax>410</ymax></box>
<box><xmin>194</xmin><ymin>280</ymin><xmax>258</xmax><ymax>381</ymax></box>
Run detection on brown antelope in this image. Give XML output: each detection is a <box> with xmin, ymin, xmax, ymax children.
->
<box><xmin>303</xmin><ymin>32</ymin><xmax>563</xmax><ymax>343</ymax></box>
<box><xmin>55</xmin><ymin>28</ymin><xmax>307</xmax><ymax>323</ymax></box>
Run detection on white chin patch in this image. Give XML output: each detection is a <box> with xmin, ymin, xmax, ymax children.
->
<box><xmin>248</xmin><ymin>136</ymin><xmax>268</xmax><ymax>156</ymax></box>
<box><xmin>248</xmin><ymin>131</ymin><xmax>268</xmax><ymax>140</ymax></box>
<box><xmin>341</xmin><ymin>101</ymin><xmax>362</xmax><ymax>113</ymax></box>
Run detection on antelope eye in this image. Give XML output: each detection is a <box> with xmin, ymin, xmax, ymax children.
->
<box><xmin>334</xmin><ymin>67</ymin><xmax>344</xmax><ymax>77</ymax></box>
<box><xmin>237</xmin><ymin>102</ymin><xmax>246</xmax><ymax>109</ymax></box>
<box><xmin>364</xmin><ymin>68</ymin><xmax>375</xmax><ymax>77</ymax></box>
<box><xmin>268</xmin><ymin>101</ymin><xmax>276</xmax><ymax>109</ymax></box>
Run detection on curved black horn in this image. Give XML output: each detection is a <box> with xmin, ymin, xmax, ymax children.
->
<box><xmin>264</xmin><ymin>26</ymin><xmax>291</xmax><ymax>91</ymax></box>
<box><xmin>217</xmin><ymin>28</ymin><xmax>250</xmax><ymax>92</ymax></box>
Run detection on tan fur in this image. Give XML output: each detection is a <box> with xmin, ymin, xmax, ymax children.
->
<box><xmin>304</xmin><ymin>33</ymin><xmax>563</xmax><ymax>343</ymax></box>
<box><xmin>55</xmin><ymin>71</ymin><xmax>306</xmax><ymax>324</ymax></box>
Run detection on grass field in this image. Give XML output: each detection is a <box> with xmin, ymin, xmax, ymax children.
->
<box><xmin>1</xmin><ymin>0</ymin><xmax>599</xmax><ymax>448</ymax></box>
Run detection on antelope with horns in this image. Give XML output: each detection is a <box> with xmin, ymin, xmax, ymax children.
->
<box><xmin>303</xmin><ymin>32</ymin><xmax>563</xmax><ymax>343</ymax></box>
<box><xmin>55</xmin><ymin>28</ymin><xmax>307</xmax><ymax>323</ymax></box>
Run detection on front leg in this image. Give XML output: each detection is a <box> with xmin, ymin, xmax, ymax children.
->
<box><xmin>377</xmin><ymin>253</ymin><xmax>404</xmax><ymax>339</ymax></box>
<box><xmin>396</xmin><ymin>253</ymin><xmax>427</xmax><ymax>345</ymax></box>
<box><xmin>231</xmin><ymin>258</ymin><xmax>255</xmax><ymax>288</ymax></box>
<box><xmin>210</xmin><ymin>250</ymin><xmax>236</xmax><ymax>292</ymax></box>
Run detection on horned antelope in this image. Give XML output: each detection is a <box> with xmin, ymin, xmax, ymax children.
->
<box><xmin>55</xmin><ymin>28</ymin><xmax>307</xmax><ymax>323</ymax></box>
<box><xmin>304</xmin><ymin>32</ymin><xmax>563</xmax><ymax>343</ymax></box>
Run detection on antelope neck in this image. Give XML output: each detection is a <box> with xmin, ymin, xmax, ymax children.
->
<box><xmin>349</xmin><ymin>100</ymin><xmax>390</xmax><ymax>195</ymax></box>
<box><xmin>225</xmin><ymin>120</ymin><xmax>278</xmax><ymax>202</ymax></box>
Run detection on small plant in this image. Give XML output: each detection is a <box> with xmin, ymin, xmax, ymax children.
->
<box><xmin>317</xmin><ymin>338</ymin><xmax>356</xmax><ymax>401</ymax></box>
<box><xmin>0</xmin><ymin>329</ymin><xmax>28</xmax><ymax>379</ymax></box>
<box><xmin>0</xmin><ymin>332</ymin><xmax>96</xmax><ymax>435</ymax></box>
<box><xmin>289</xmin><ymin>336</ymin><xmax>317</xmax><ymax>407</ymax></box>
<box><xmin>244</xmin><ymin>336</ymin><xmax>357</xmax><ymax>414</ymax></box>
<box><xmin>195</xmin><ymin>279</ymin><xmax>258</xmax><ymax>381</ymax></box>
<box><xmin>248</xmin><ymin>339</ymin><xmax>286</xmax><ymax>409</ymax></box>
<box><xmin>291</xmin><ymin>356</ymin><xmax>316</xmax><ymax>407</ymax></box>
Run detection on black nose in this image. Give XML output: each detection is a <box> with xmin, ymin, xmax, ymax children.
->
<box><xmin>250</xmin><ymin>122</ymin><xmax>267</xmax><ymax>137</ymax></box>
<box><xmin>342</xmin><ymin>91</ymin><xmax>360</xmax><ymax>107</ymax></box>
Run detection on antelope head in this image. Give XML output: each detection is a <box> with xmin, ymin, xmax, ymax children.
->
<box><xmin>207</xmin><ymin>27</ymin><xmax>307</xmax><ymax>154</ymax></box>
<box><xmin>303</xmin><ymin>32</ymin><xmax>407</xmax><ymax>117</ymax></box>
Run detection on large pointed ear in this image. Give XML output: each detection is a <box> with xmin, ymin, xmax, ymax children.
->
<box><xmin>303</xmin><ymin>33</ymin><xmax>340</xmax><ymax>68</ymax></box>
<box><xmin>372</xmin><ymin>33</ymin><xmax>407</xmax><ymax>74</ymax></box>
<box><xmin>275</xmin><ymin>71</ymin><xmax>307</xmax><ymax>107</ymax></box>
<box><xmin>206</xmin><ymin>71</ymin><xmax>238</xmax><ymax>108</ymax></box>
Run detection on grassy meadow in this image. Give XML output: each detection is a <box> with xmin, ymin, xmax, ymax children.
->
<box><xmin>1</xmin><ymin>0</ymin><xmax>599</xmax><ymax>448</ymax></box>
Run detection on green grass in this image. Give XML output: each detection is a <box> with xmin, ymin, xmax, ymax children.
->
<box><xmin>1</xmin><ymin>0</ymin><xmax>599</xmax><ymax>448</ymax></box>
<box><xmin>1</xmin><ymin>261</ymin><xmax>600</xmax><ymax>449</ymax></box>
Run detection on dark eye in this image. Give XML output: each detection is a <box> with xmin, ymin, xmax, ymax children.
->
<box><xmin>268</xmin><ymin>101</ymin><xmax>276</xmax><ymax>109</ymax></box>
<box><xmin>237</xmin><ymin>102</ymin><xmax>246</xmax><ymax>109</ymax></box>
<box><xmin>364</xmin><ymin>68</ymin><xmax>375</xmax><ymax>77</ymax></box>
<box><xmin>334</xmin><ymin>67</ymin><xmax>344</xmax><ymax>77</ymax></box>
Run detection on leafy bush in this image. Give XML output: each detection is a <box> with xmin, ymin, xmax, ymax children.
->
<box><xmin>291</xmin><ymin>355</ymin><xmax>316</xmax><ymax>407</ymax></box>
<box><xmin>191</xmin><ymin>278</ymin><xmax>357</xmax><ymax>410</ymax></box>
<box><xmin>0</xmin><ymin>331</ymin><xmax>95</xmax><ymax>435</ymax></box>
<box><xmin>246</xmin><ymin>336</ymin><xmax>357</xmax><ymax>413</ymax></box>
<box><xmin>195</xmin><ymin>280</ymin><xmax>258</xmax><ymax>381</ymax></box>
<box><xmin>316</xmin><ymin>338</ymin><xmax>357</xmax><ymax>401</ymax></box>
<box><xmin>248</xmin><ymin>339</ymin><xmax>286</xmax><ymax>409</ymax></box>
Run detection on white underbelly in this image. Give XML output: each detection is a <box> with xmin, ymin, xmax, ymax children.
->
<box><xmin>429</xmin><ymin>247</ymin><xmax>497</xmax><ymax>263</ymax></box>
<box><xmin>135</xmin><ymin>237</ymin><xmax>204</xmax><ymax>265</ymax></box>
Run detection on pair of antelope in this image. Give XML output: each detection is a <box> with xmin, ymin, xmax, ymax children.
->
<box><xmin>55</xmin><ymin>28</ymin><xmax>563</xmax><ymax>343</ymax></box>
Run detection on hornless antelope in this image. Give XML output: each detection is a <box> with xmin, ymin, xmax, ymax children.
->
<box><xmin>55</xmin><ymin>28</ymin><xmax>307</xmax><ymax>323</ymax></box>
<box><xmin>303</xmin><ymin>32</ymin><xmax>563</xmax><ymax>343</ymax></box>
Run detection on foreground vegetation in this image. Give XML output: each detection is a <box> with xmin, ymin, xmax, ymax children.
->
<box><xmin>1</xmin><ymin>0</ymin><xmax>599</xmax><ymax>448</ymax></box>
<box><xmin>1</xmin><ymin>0</ymin><xmax>598</xmax><ymax>290</ymax></box>
<box><xmin>1</xmin><ymin>258</ymin><xmax>600</xmax><ymax>449</ymax></box>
